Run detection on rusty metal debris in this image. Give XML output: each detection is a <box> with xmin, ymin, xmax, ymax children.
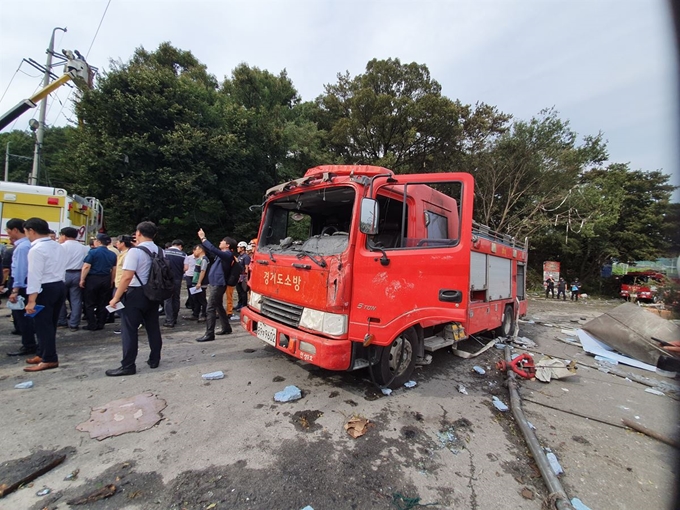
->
<box><xmin>66</xmin><ymin>484</ymin><xmax>116</xmax><ymax>505</ymax></box>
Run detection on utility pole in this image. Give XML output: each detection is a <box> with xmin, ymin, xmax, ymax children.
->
<box><xmin>29</xmin><ymin>26</ymin><xmax>67</xmax><ymax>186</ymax></box>
<box><xmin>4</xmin><ymin>142</ymin><xmax>9</xmax><ymax>182</ymax></box>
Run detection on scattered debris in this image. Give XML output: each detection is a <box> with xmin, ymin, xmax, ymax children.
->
<box><xmin>291</xmin><ymin>410</ymin><xmax>323</xmax><ymax>432</ymax></box>
<box><xmin>494</xmin><ymin>343</ymin><xmax>508</xmax><ymax>349</ymax></box>
<box><xmin>457</xmin><ymin>384</ymin><xmax>468</xmax><ymax>395</ymax></box>
<box><xmin>274</xmin><ymin>385</ymin><xmax>302</xmax><ymax>402</ymax></box>
<box><xmin>594</xmin><ymin>355</ymin><xmax>619</xmax><ymax>365</ymax></box>
<box><xmin>644</xmin><ymin>388</ymin><xmax>665</xmax><ymax>397</ymax></box>
<box><xmin>381</xmin><ymin>388</ymin><xmax>392</xmax><ymax>396</ymax></box>
<box><xmin>545</xmin><ymin>451</ymin><xmax>563</xmax><ymax>475</ymax></box>
<box><xmin>328</xmin><ymin>391</ymin><xmax>339</xmax><ymax>398</ymax></box>
<box><xmin>452</xmin><ymin>337</ymin><xmax>496</xmax><ymax>358</ymax></box>
<box><xmin>14</xmin><ymin>381</ymin><xmax>33</xmax><ymax>389</ymax></box>
<box><xmin>492</xmin><ymin>396</ymin><xmax>509</xmax><ymax>412</ymax></box>
<box><xmin>561</xmin><ymin>329</ymin><xmax>577</xmax><ymax>336</ymax></box>
<box><xmin>534</xmin><ymin>357</ymin><xmax>578</xmax><ymax>382</ymax></box>
<box><xmin>622</xmin><ymin>418</ymin><xmax>680</xmax><ymax>449</ymax></box>
<box><xmin>473</xmin><ymin>365</ymin><xmax>486</xmax><ymax>375</ymax></box>
<box><xmin>202</xmin><ymin>371</ymin><xmax>224</xmax><ymax>380</ymax></box>
<box><xmin>0</xmin><ymin>447</ymin><xmax>73</xmax><ymax>498</ymax></box>
<box><xmin>571</xmin><ymin>497</ymin><xmax>592</xmax><ymax>510</ymax></box>
<box><xmin>64</xmin><ymin>469</ymin><xmax>80</xmax><ymax>481</ymax></box>
<box><xmin>555</xmin><ymin>336</ymin><xmax>582</xmax><ymax>347</ymax></box>
<box><xmin>520</xmin><ymin>487</ymin><xmax>534</xmax><ymax>500</ymax></box>
<box><xmin>579</xmin><ymin>330</ymin><xmax>657</xmax><ymax>372</ymax></box>
<box><xmin>581</xmin><ymin>302</ymin><xmax>679</xmax><ymax>367</ymax></box>
<box><xmin>344</xmin><ymin>416</ymin><xmax>372</xmax><ymax>438</ymax></box>
<box><xmin>403</xmin><ymin>380</ymin><xmax>417</xmax><ymax>388</ymax></box>
<box><xmin>76</xmin><ymin>393</ymin><xmax>167</xmax><ymax>441</ymax></box>
<box><xmin>392</xmin><ymin>492</ymin><xmax>436</xmax><ymax>510</ymax></box>
<box><xmin>512</xmin><ymin>336</ymin><xmax>537</xmax><ymax>348</ymax></box>
<box><xmin>36</xmin><ymin>487</ymin><xmax>51</xmax><ymax>496</ymax></box>
<box><xmin>272</xmin><ymin>375</ymin><xmax>285</xmax><ymax>382</ymax></box>
<box><xmin>67</xmin><ymin>484</ymin><xmax>117</xmax><ymax>505</ymax></box>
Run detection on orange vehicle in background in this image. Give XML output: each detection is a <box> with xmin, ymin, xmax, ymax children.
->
<box><xmin>240</xmin><ymin>165</ymin><xmax>528</xmax><ymax>387</ymax></box>
<box><xmin>619</xmin><ymin>271</ymin><xmax>666</xmax><ymax>303</ymax></box>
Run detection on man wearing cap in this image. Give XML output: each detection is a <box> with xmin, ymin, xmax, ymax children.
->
<box><xmin>58</xmin><ymin>227</ymin><xmax>90</xmax><ymax>331</ymax></box>
<box><xmin>80</xmin><ymin>233</ymin><xmax>117</xmax><ymax>330</ymax></box>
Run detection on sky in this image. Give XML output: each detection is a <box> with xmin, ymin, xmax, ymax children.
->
<box><xmin>1</xmin><ymin>0</ymin><xmax>678</xmax><ymax>200</ymax></box>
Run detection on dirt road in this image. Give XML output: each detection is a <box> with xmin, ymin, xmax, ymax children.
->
<box><xmin>0</xmin><ymin>295</ymin><xmax>677</xmax><ymax>509</ymax></box>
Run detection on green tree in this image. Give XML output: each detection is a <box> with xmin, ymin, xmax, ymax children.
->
<box><xmin>470</xmin><ymin>108</ymin><xmax>608</xmax><ymax>238</ymax></box>
<box><xmin>315</xmin><ymin>58</ymin><xmax>487</xmax><ymax>173</ymax></box>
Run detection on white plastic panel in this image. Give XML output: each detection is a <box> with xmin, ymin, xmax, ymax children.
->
<box><xmin>488</xmin><ymin>256</ymin><xmax>511</xmax><ymax>300</ymax></box>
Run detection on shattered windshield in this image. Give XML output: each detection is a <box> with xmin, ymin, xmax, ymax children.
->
<box><xmin>260</xmin><ymin>186</ymin><xmax>355</xmax><ymax>257</ymax></box>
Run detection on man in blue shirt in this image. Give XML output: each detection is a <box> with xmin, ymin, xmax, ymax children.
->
<box><xmin>195</xmin><ymin>229</ymin><xmax>236</xmax><ymax>342</ymax></box>
<box><xmin>80</xmin><ymin>233</ymin><xmax>117</xmax><ymax>330</ymax></box>
<box><xmin>5</xmin><ymin>218</ymin><xmax>36</xmax><ymax>356</ymax></box>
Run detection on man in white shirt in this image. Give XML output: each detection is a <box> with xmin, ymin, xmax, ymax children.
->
<box><xmin>23</xmin><ymin>218</ymin><xmax>66</xmax><ymax>372</ymax></box>
<box><xmin>106</xmin><ymin>221</ymin><xmax>163</xmax><ymax>376</ymax></box>
<box><xmin>58</xmin><ymin>227</ymin><xmax>90</xmax><ymax>331</ymax></box>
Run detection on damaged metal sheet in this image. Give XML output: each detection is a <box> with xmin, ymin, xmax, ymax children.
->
<box><xmin>76</xmin><ymin>393</ymin><xmax>167</xmax><ymax>441</ymax></box>
<box><xmin>581</xmin><ymin>303</ymin><xmax>679</xmax><ymax>366</ymax></box>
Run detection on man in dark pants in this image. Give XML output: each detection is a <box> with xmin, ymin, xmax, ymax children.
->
<box><xmin>162</xmin><ymin>239</ymin><xmax>185</xmax><ymax>328</ymax></box>
<box><xmin>58</xmin><ymin>227</ymin><xmax>89</xmax><ymax>331</ymax></box>
<box><xmin>80</xmin><ymin>233</ymin><xmax>117</xmax><ymax>330</ymax></box>
<box><xmin>195</xmin><ymin>228</ymin><xmax>236</xmax><ymax>342</ymax></box>
<box><xmin>106</xmin><ymin>221</ymin><xmax>163</xmax><ymax>376</ymax></box>
<box><xmin>22</xmin><ymin>218</ymin><xmax>66</xmax><ymax>372</ymax></box>
<box><xmin>5</xmin><ymin>218</ymin><xmax>37</xmax><ymax>356</ymax></box>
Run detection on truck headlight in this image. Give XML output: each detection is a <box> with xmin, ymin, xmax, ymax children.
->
<box><xmin>248</xmin><ymin>291</ymin><xmax>262</xmax><ymax>311</ymax></box>
<box><xmin>299</xmin><ymin>308</ymin><xmax>348</xmax><ymax>336</ymax></box>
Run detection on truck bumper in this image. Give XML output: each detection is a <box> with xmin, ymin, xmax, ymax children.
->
<box><xmin>240</xmin><ymin>307</ymin><xmax>352</xmax><ymax>371</ymax></box>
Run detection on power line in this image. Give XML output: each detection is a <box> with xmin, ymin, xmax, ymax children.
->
<box><xmin>86</xmin><ymin>0</ymin><xmax>112</xmax><ymax>59</ymax></box>
<box><xmin>0</xmin><ymin>62</ymin><xmax>23</xmax><ymax>106</ymax></box>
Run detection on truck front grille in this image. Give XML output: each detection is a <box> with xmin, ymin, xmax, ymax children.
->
<box><xmin>260</xmin><ymin>297</ymin><xmax>303</xmax><ymax>328</ymax></box>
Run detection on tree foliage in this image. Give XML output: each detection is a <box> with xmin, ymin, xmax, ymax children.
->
<box><xmin>1</xmin><ymin>48</ymin><xmax>675</xmax><ymax>294</ymax></box>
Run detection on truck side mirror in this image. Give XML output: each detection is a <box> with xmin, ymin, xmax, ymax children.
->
<box><xmin>359</xmin><ymin>198</ymin><xmax>379</xmax><ymax>235</ymax></box>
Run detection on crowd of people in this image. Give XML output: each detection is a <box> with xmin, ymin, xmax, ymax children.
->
<box><xmin>2</xmin><ymin>217</ymin><xmax>255</xmax><ymax>376</ymax></box>
<box><xmin>544</xmin><ymin>276</ymin><xmax>582</xmax><ymax>301</ymax></box>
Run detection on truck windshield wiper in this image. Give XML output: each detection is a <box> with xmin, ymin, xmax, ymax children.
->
<box><xmin>296</xmin><ymin>250</ymin><xmax>326</xmax><ymax>268</ymax></box>
<box><xmin>267</xmin><ymin>247</ymin><xmax>277</xmax><ymax>263</ymax></box>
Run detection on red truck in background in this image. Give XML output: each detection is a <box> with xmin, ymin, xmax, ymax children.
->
<box><xmin>241</xmin><ymin>165</ymin><xmax>528</xmax><ymax>387</ymax></box>
<box><xmin>619</xmin><ymin>271</ymin><xmax>666</xmax><ymax>303</ymax></box>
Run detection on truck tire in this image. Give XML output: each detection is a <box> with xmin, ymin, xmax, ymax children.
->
<box><xmin>374</xmin><ymin>328</ymin><xmax>417</xmax><ymax>389</ymax></box>
<box><xmin>497</xmin><ymin>305</ymin><xmax>515</xmax><ymax>338</ymax></box>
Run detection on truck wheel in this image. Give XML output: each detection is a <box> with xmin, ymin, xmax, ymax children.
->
<box><xmin>497</xmin><ymin>305</ymin><xmax>515</xmax><ymax>337</ymax></box>
<box><xmin>375</xmin><ymin>328</ymin><xmax>416</xmax><ymax>389</ymax></box>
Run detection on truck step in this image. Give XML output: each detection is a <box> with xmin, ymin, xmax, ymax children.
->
<box><xmin>424</xmin><ymin>336</ymin><xmax>455</xmax><ymax>352</ymax></box>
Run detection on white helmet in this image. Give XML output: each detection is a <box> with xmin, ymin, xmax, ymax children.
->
<box><xmin>237</xmin><ymin>241</ymin><xmax>248</xmax><ymax>248</ymax></box>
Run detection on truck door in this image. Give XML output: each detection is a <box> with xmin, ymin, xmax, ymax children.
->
<box><xmin>349</xmin><ymin>173</ymin><xmax>474</xmax><ymax>345</ymax></box>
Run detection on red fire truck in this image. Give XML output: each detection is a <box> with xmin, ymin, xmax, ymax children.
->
<box><xmin>241</xmin><ymin>165</ymin><xmax>528</xmax><ymax>387</ymax></box>
<box><xmin>619</xmin><ymin>271</ymin><xmax>666</xmax><ymax>303</ymax></box>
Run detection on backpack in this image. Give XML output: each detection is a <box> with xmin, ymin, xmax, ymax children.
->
<box><xmin>133</xmin><ymin>245</ymin><xmax>175</xmax><ymax>302</ymax></box>
<box><xmin>223</xmin><ymin>256</ymin><xmax>243</xmax><ymax>287</ymax></box>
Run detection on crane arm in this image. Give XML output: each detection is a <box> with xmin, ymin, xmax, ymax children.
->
<box><xmin>0</xmin><ymin>53</ymin><xmax>91</xmax><ymax>131</ymax></box>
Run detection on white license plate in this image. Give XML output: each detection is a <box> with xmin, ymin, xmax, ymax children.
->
<box><xmin>256</xmin><ymin>322</ymin><xmax>277</xmax><ymax>346</ymax></box>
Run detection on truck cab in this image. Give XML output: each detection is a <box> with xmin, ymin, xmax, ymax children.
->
<box><xmin>241</xmin><ymin>165</ymin><xmax>527</xmax><ymax>387</ymax></box>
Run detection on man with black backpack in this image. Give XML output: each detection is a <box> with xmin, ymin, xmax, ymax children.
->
<box><xmin>105</xmin><ymin>221</ymin><xmax>166</xmax><ymax>376</ymax></box>
<box><xmin>195</xmin><ymin>228</ymin><xmax>237</xmax><ymax>342</ymax></box>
